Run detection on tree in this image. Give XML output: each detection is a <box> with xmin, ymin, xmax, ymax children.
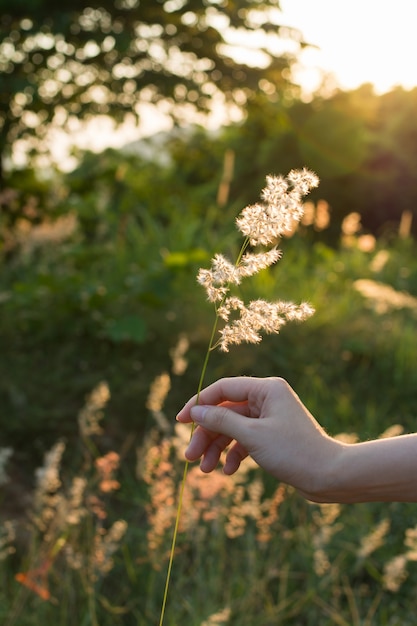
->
<box><xmin>357</xmin><ymin>87</ymin><xmax>417</xmax><ymax>235</ymax></box>
<box><xmin>0</xmin><ymin>0</ymin><xmax>307</xmax><ymax>181</ymax></box>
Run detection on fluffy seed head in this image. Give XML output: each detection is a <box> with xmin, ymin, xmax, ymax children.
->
<box><xmin>196</xmin><ymin>169</ymin><xmax>318</xmax><ymax>343</ymax></box>
<box><xmin>238</xmin><ymin>248</ymin><xmax>282</xmax><ymax>278</ymax></box>
<box><xmin>218</xmin><ymin>298</ymin><xmax>315</xmax><ymax>352</ymax></box>
<box><xmin>236</xmin><ymin>169</ymin><xmax>319</xmax><ymax>245</ymax></box>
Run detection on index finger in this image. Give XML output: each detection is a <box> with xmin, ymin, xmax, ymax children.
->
<box><xmin>176</xmin><ymin>376</ymin><xmax>263</xmax><ymax>422</ymax></box>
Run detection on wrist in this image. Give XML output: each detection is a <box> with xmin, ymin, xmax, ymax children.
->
<box><xmin>304</xmin><ymin>434</ymin><xmax>417</xmax><ymax>504</ymax></box>
<box><xmin>299</xmin><ymin>437</ymin><xmax>350</xmax><ymax>503</ymax></box>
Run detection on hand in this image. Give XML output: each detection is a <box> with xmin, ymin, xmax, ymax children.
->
<box><xmin>176</xmin><ymin>376</ymin><xmax>338</xmax><ymax>501</ymax></box>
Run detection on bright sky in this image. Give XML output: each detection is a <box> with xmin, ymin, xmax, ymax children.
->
<box><xmin>279</xmin><ymin>0</ymin><xmax>417</xmax><ymax>94</ymax></box>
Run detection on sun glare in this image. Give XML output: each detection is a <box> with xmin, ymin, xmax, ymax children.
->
<box><xmin>280</xmin><ymin>0</ymin><xmax>417</xmax><ymax>94</ymax></box>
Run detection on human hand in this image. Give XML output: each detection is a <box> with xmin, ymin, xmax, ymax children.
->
<box><xmin>176</xmin><ymin>376</ymin><xmax>339</xmax><ymax>501</ymax></box>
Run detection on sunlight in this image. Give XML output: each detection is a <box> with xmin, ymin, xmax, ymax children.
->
<box><xmin>280</xmin><ymin>0</ymin><xmax>417</xmax><ymax>94</ymax></box>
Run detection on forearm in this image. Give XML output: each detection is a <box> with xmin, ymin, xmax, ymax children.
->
<box><xmin>310</xmin><ymin>434</ymin><xmax>417</xmax><ymax>503</ymax></box>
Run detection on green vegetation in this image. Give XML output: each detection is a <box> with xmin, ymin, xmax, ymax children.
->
<box><xmin>1</xmin><ymin>137</ymin><xmax>417</xmax><ymax>623</ymax></box>
<box><xmin>0</xmin><ymin>0</ymin><xmax>300</xmax><ymax>181</ymax></box>
<box><xmin>1</xmin><ymin>1</ymin><xmax>417</xmax><ymax>623</ymax></box>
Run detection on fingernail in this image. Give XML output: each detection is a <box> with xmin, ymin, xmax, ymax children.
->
<box><xmin>190</xmin><ymin>405</ymin><xmax>209</xmax><ymax>422</ymax></box>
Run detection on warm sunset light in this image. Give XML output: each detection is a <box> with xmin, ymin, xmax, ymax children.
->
<box><xmin>280</xmin><ymin>0</ymin><xmax>417</xmax><ymax>94</ymax></box>
<box><xmin>3</xmin><ymin>2</ymin><xmax>417</xmax><ymax>624</ymax></box>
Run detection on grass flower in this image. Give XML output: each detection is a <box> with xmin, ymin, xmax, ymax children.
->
<box><xmin>92</xmin><ymin>519</ymin><xmax>127</xmax><ymax>577</ymax></box>
<box><xmin>357</xmin><ymin>518</ymin><xmax>390</xmax><ymax>559</ymax></box>
<box><xmin>95</xmin><ymin>451</ymin><xmax>121</xmax><ymax>493</ymax></box>
<box><xmin>201</xmin><ymin>606</ymin><xmax>231</xmax><ymax>626</ymax></box>
<box><xmin>78</xmin><ymin>381</ymin><xmax>110</xmax><ymax>438</ymax></box>
<box><xmin>0</xmin><ymin>447</ymin><xmax>12</xmax><ymax>486</ymax></box>
<box><xmin>217</xmin><ymin>298</ymin><xmax>315</xmax><ymax>352</ymax></box>
<box><xmin>236</xmin><ymin>169</ymin><xmax>318</xmax><ymax>245</ymax></box>
<box><xmin>0</xmin><ymin>520</ymin><xmax>16</xmax><ymax>561</ymax></box>
<box><xmin>197</xmin><ymin>169</ymin><xmax>317</xmax><ymax>353</ymax></box>
<box><xmin>13</xmin><ymin>386</ymin><xmax>127</xmax><ymax>611</ymax></box>
<box><xmin>238</xmin><ymin>247</ymin><xmax>282</xmax><ymax>277</ymax></box>
<box><xmin>158</xmin><ymin>169</ymin><xmax>318</xmax><ymax>625</ymax></box>
<box><xmin>169</xmin><ymin>333</ymin><xmax>189</xmax><ymax>376</ymax></box>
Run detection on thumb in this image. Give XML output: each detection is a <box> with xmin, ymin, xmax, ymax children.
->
<box><xmin>191</xmin><ymin>404</ymin><xmax>247</xmax><ymax>440</ymax></box>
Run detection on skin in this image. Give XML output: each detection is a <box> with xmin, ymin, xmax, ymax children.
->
<box><xmin>176</xmin><ymin>376</ymin><xmax>417</xmax><ymax>504</ymax></box>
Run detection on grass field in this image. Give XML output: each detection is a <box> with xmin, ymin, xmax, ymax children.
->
<box><xmin>1</xmin><ymin>211</ymin><xmax>417</xmax><ymax>625</ymax></box>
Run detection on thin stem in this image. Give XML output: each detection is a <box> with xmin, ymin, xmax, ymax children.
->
<box><xmin>157</xmin><ymin>456</ymin><xmax>190</xmax><ymax>626</ymax></box>
<box><xmin>86</xmin><ymin>515</ymin><xmax>99</xmax><ymax>626</ymax></box>
<box><xmin>196</xmin><ymin>312</ymin><xmax>221</xmax><ymax>400</ymax></box>
<box><xmin>158</xmin><ymin>313</ymin><xmax>219</xmax><ymax>626</ymax></box>
<box><xmin>158</xmin><ymin>237</ymin><xmax>250</xmax><ymax>625</ymax></box>
<box><xmin>236</xmin><ymin>236</ymin><xmax>250</xmax><ymax>265</ymax></box>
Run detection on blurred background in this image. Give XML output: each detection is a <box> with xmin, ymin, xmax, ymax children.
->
<box><xmin>1</xmin><ymin>1</ymin><xmax>417</xmax><ymax>624</ymax></box>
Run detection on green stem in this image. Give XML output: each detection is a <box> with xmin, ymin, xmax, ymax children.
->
<box><xmin>236</xmin><ymin>236</ymin><xmax>250</xmax><ymax>265</ymax></box>
<box><xmin>157</xmin><ymin>456</ymin><xmax>190</xmax><ymax>626</ymax></box>
<box><xmin>158</xmin><ymin>237</ymin><xmax>250</xmax><ymax>625</ymax></box>
<box><xmin>158</xmin><ymin>313</ymin><xmax>219</xmax><ymax>626</ymax></box>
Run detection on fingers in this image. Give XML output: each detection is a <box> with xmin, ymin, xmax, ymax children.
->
<box><xmin>176</xmin><ymin>377</ymin><xmax>263</xmax><ymax>423</ymax></box>
<box><xmin>185</xmin><ymin>427</ymin><xmax>249</xmax><ymax>474</ymax></box>
<box><xmin>199</xmin><ymin>435</ymin><xmax>232</xmax><ymax>472</ymax></box>
<box><xmin>185</xmin><ymin>426</ymin><xmax>232</xmax><ymax>462</ymax></box>
<box><xmin>224</xmin><ymin>442</ymin><xmax>249</xmax><ymax>474</ymax></box>
<box><xmin>184</xmin><ymin>403</ymin><xmax>252</xmax><ymax>473</ymax></box>
<box><xmin>176</xmin><ymin>376</ymin><xmax>285</xmax><ymax>475</ymax></box>
<box><xmin>201</xmin><ymin>441</ymin><xmax>249</xmax><ymax>474</ymax></box>
<box><xmin>190</xmin><ymin>403</ymin><xmax>252</xmax><ymax>442</ymax></box>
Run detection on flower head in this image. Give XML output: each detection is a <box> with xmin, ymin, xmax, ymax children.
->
<box><xmin>196</xmin><ymin>169</ymin><xmax>318</xmax><ymax>349</ymax></box>
<box><xmin>217</xmin><ymin>298</ymin><xmax>314</xmax><ymax>352</ymax></box>
<box><xmin>236</xmin><ymin>168</ymin><xmax>319</xmax><ymax>245</ymax></box>
<box><xmin>287</xmin><ymin>168</ymin><xmax>319</xmax><ymax>195</ymax></box>
<box><xmin>197</xmin><ymin>254</ymin><xmax>242</xmax><ymax>302</ymax></box>
<box><xmin>238</xmin><ymin>248</ymin><xmax>282</xmax><ymax>278</ymax></box>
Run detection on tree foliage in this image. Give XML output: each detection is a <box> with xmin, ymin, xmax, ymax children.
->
<box><xmin>214</xmin><ymin>85</ymin><xmax>417</xmax><ymax>237</ymax></box>
<box><xmin>0</xmin><ymin>0</ymin><xmax>307</xmax><ymax>178</ymax></box>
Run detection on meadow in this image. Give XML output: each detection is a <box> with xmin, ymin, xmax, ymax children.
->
<box><xmin>2</xmin><ymin>0</ymin><xmax>417</xmax><ymax>620</ymax></box>
<box><xmin>1</xmin><ymin>160</ymin><xmax>417</xmax><ymax>625</ymax></box>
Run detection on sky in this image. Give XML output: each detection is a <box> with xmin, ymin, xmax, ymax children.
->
<box><xmin>279</xmin><ymin>0</ymin><xmax>417</xmax><ymax>94</ymax></box>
